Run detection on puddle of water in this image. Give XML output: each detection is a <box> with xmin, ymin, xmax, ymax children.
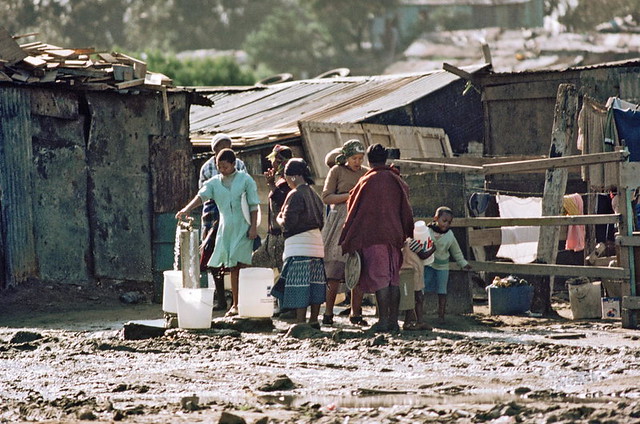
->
<box><xmin>258</xmin><ymin>392</ymin><xmax>517</xmax><ymax>408</ymax></box>
<box><xmin>256</xmin><ymin>391</ymin><xmax>620</xmax><ymax>409</ymax></box>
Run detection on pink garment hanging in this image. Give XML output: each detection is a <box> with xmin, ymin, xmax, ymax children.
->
<box><xmin>563</xmin><ymin>193</ymin><xmax>585</xmax><ymax>252</ymax></box>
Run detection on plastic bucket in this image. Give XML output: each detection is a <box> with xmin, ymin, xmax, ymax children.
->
<box><xmin>238</xmin><ymin>267</ymin><xmax>275</xmax><ymax>318</ymax></box>
<box><xmin>487</xmin><ymin>285</ymin><xmax>534</xmax><ymax>315</ymax></box>
<box><xmin>568</xmin><ymin>281</ymin><xmax>601</xmax><ymax>320</ymax></box>
<box><xmin>176</xmin><ymin>288</ymin><xmax>214</xmax><ymax>329</ymax></box>
<box><xmin>162</xmin><ymin>270</ymin><xmax>183</xmax><ymax>313</ymax></box>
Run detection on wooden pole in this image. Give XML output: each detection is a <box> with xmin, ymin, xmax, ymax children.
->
<box><xmin>536</xmin><ymin>83</ymin><xmax>578</xmax><ymax>313</ymax></box>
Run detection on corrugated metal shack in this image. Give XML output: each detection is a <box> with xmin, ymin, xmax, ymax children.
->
<box><xmin>190</xmin><ymin>65</ymin><xmax>488</xmax><ymax>173</ymax></box>
<box><xmin>477</xmin><ymin>59</ymin><xmax>640</xmax><ymax>157</ymax></box>
<box><xmin>0</xmin><ymin>33</ymin><xmax>193</xmax><ymax>291</ymax></box>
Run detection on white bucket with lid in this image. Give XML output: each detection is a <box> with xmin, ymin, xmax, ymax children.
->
<box><xmin>413</xmin><ymin>220</ymin><xmax>434</xmax><ymax>265</ymax></box>
<box><xmin>238</xmin><ymin>267</ymin><xmax>275</xmax><ymax>318</ymax></box>
<box><xmin>162</xmin><ymin>270</ymin><xmax>183</xmax><ymax>314</ymax></box>
<box><xmin>176</xmin><ymin>288</ymin><xmax>215</xmax><ymax>329</ymax></box>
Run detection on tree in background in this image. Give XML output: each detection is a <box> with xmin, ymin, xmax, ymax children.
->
<box><xmin>244</xmin><ymin>0</ymin><xmax>399</xmax><ymax>78</ymax></box>
<box><xmin>243</xmin><ymin>2</ymin><xmax>333</xmax><ymax>79</ymax></box>
<box><xmin>309</xmin><ymin>0</ymin><xmax>398</xmax><ymax>55</ymax></box>
<box><xmin>124</xmin><ymin>0</ymin><xmax>284</xmax><ymax>52</ymax></box>
<box><xmin>142</xmin><ymin>51</ymin><xmax>256</xmax><ymax>86</ymax></box>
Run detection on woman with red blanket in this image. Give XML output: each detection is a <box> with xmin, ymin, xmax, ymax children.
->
<box><xmin>339</xmin><ymin>144</ymin><xmax>414</xmax><ymax>333</ymax></box>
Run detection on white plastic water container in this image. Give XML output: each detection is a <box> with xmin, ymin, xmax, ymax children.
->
<box><xmin>237</xmin><ymin>267</ymin><xmax>275</xmax><ymax>318</ymax></box>
<box><xmin>413</xmin><ymin>220</ymin><xmax>434</xmax><ymax>265</ymax></box>
<box><xmin>162</xmin><ymin>270</ymin><xmax>183</xmax><ymax>314</ymax></box>
<box><xmin>568</xmin><ymin>281</ymin><xmax>602</xmax><ymax>320</ymax></box>
<box><xmin>176</xmin><ymin>288</ymin><xmax>215</xmax><ymax>329</ymax></box>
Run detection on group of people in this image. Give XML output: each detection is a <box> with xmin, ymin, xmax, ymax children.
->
<box><xmin>176</xmin><ymin>135</ymin><xmax>470</xmax><ymax>333</ymax></box>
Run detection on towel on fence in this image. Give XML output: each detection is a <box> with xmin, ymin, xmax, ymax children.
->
<box><xmin>496</xmin><ymin>194</ymin><xmax>542</xmax><ymax>264</ymax></box>
<box><xmin>563</xmin><ymin>193</ymin><xmax>585</xmax><ymax>252</ymax></box>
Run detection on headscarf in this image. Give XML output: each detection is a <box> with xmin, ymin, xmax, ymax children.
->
<box><xmin>366</xmin><ymin>143</ymin><xmax>388</xmax><ymax>164</ymax></box>
<box><xmin>284</xmin><ymin>158</ymin><xmax>314</xmax><ymax>185</ymax></box>
<box><xmin>266</xmin><ymin>144</ymin><xmax>293</xmax><ymax>176</ymax></box>
<box><xmin>335</xmin><ymin>139</ymin><xmax>365</xmax><ymax>166</ymax></box>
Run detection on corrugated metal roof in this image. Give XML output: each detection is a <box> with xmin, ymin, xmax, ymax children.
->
<box><xmin>190</xmin><ymin>65</ymin><xmax>489</xmax><ymax>147</ymax></box>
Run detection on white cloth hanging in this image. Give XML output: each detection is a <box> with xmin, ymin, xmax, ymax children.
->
<box><xmin>496</xmin><ymin>194</ymin><xmax>542</xmax><ymax>264</ymax></box>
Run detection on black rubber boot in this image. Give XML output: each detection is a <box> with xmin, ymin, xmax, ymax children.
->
<box><xmin>371</xmin><ymin>287</ymin><xmax>390</xmax><ymax>333</ymax></box>
<box><xmin>213</xmin><ymin>273</ymin><xmax>227</xmax><ymax>311</ymax></box>
<box><xmin>388</xmin><ymin>285</ymin><xmax>400</xmax><ymax>333</ymax></box>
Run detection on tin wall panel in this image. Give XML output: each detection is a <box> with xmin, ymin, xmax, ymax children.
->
<box><xmin>31</xmin><ymin>112</ymin><xmax>91</xmax><ymax>284</ymax></box>
<box><xmin>0</xmin><ymin>87</ymin><xmax>38</xmax><ymax>287</ymax></box>
<box><xmin>86</xmin><ymin>93</ymin><xmax>152</xmax><ymax>282</ymax></box>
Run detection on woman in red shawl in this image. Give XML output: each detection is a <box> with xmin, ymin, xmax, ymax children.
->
<box><xmin>339</xmin><ymin>144</ymin><xmax>414</xmax><ymax>333</ymax></box>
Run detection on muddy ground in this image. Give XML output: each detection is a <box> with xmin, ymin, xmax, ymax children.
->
<box><xmin>1</xmin><ymin>280</ymin><xmax>640</xmax><ymax>423</ymax></box>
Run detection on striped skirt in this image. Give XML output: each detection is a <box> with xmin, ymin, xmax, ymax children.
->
<box><xmin>271</xmin><ymin>256</ymin><xmax>326</xmax><ymax>309</ymax></box>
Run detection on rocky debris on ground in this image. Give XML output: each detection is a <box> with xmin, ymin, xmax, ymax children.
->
<box><xmin>122</xmin><ymin>322</ymin><xmax>167</xmax><ymax>340</ymax></box>
<box><xmin>212</xmin><ymin>317</ymin><xmax>275</xmax><ymax>333</ymax></box>
<box><xmin>285</xmin><ymin>322</ymin><xmax>324</xmax><ymax>339</ymax></box>
<box><xmin>9</xmin><ymin>331</ymin><xmax>43</xmax><ymax>344</ymax></box>
<box><xmin>1</xmin><ymin>293</ymin><xmax>640</xmax><ymax>423</ymax></box>
<box><xmin>256</xmin><ymin>374</ymin><xmax>295</xmax><ymax>392</ymax></box>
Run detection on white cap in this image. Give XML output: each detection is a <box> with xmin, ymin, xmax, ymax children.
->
<box><xmin>211</xmin><ymin>133</ymin><xmax>232</xmax><ymax>152</ymax></box>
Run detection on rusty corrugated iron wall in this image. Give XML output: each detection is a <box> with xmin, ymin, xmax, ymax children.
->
<box><xmin>0</xmin><ymin>87</ymin><xmax>38</xmax><ymax>288</ymax></box>
<box><xmin>1</xmin><ymin>85</ymin><xmax>193</xmax><ymax>289</ymax></box>
<box><xmin>31</xmin><ymin>89</ymin><xmax>91</xmax><ymax>284</ymax></box>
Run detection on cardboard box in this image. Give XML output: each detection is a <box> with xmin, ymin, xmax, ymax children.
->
<box><xmin>601</xmin><ymin>297</ymin><xmax>621</xmax><ymax>319</ymax></box>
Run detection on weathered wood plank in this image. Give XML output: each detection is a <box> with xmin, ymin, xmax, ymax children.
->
<box><xmin>483</xmin><ymin>151</ymin><xmax>628</xmax><ymax>175</ymax></box>
<box><xmin>468</xmin><ymin>227</ymin><xmax>568</xmax><ymax>247</ymax></box>
<box><xmin>537</xmin><ymin>83</ymin><xmax>578</xmax><ymax>266</ymax></box>
<box><xmin>435</xmin><ymin>214</ymin><xmax>620</xmax><ymax>228</ymax></box>
<box><xmin>451</xmin><ymin>261</ymin><xmax>628</xmax><ymax>280</ymax></box>
<box><xmin>394</xmin><ymin>159</ymin><xmax>483</xmax><ymax>173</ymax></box>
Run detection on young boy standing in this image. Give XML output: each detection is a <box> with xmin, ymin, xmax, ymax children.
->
<box><xmin>418</xmin><ymin>206</ymin><xmax>471</xmax><ymax>322</ymax></box>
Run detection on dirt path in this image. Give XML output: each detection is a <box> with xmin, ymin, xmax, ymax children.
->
<box><xmin>1</xmin><ymin>282</ymin><xmax>640</xmax><ymax>423</ymax></box>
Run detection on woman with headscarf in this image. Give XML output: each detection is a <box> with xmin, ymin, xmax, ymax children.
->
<box><xmin>252</xmin><ymin>144</ymin><xmax>293</xmax><ymax>271</ymax></box>
<box><xmin>270</xmin><ymin>159</ymin><xmax>326</xmax><ymax>326</ymax></box>
<box><xmin>177</xmin><ymin>148</ymin><xmax>259</xmax><ymax>318</ymax></box>
<box><xmin>321</xmin><ymin>140</ymin><xmax>369</xmax><ymax>327</ymax></box>
<box><xmin>339</xmin><ymin>144</ymin><xmax>414</xmax><ymax>333</ymax></box>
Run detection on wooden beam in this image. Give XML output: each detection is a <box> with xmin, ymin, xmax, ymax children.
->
<box><xmin>468</xmin><ymin>227</ymin><xmax>568</xmax><ymax>247</ymax></box>
<box><xmin>393</xmin><ymin>159</ymin><xmax>483</xmax><ymax>173</ymax></box>
<box><xmin>115</xmin><ymin>78</ymin><xmax>144</xmax><ymax>89</ymax></box>
<box><xmin>443</xmin><ymin>62</ymin><xmax>475</xmax><ymax>81</ymax></box>
<box><xmin>425</xmin><ymin>214</ymin><xmax>621</xmax><ymax>228</ymax></box>
<box><xmin>483</xmin><ymin>150</ymin><xmax>628</xmax><ymax>175</ymax></box>
<box><xmin>451</xmin><ymin>261</ymin><xmax>629</xmax><ymax>280</ymax></box>
<box><xmin>482</xmin><ymin>43</ymin><xmax>492</xmax><ymax>65</ymax></box>
<box><xmin>616</xmin><ymin>235</ymin><xmax>640</xmax><ymax>247</ymax></box>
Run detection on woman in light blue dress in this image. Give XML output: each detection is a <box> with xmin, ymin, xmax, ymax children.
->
<box><xmin>177</xmin><ymin>148</ymin><xmax>260</xmax><ymax>317</ymax></box>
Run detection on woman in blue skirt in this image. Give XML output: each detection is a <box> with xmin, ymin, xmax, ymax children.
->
<box><xmin>271</xmin><ymin>159</ymin><xmax>326</xmax><ymax>327</ymax></box>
